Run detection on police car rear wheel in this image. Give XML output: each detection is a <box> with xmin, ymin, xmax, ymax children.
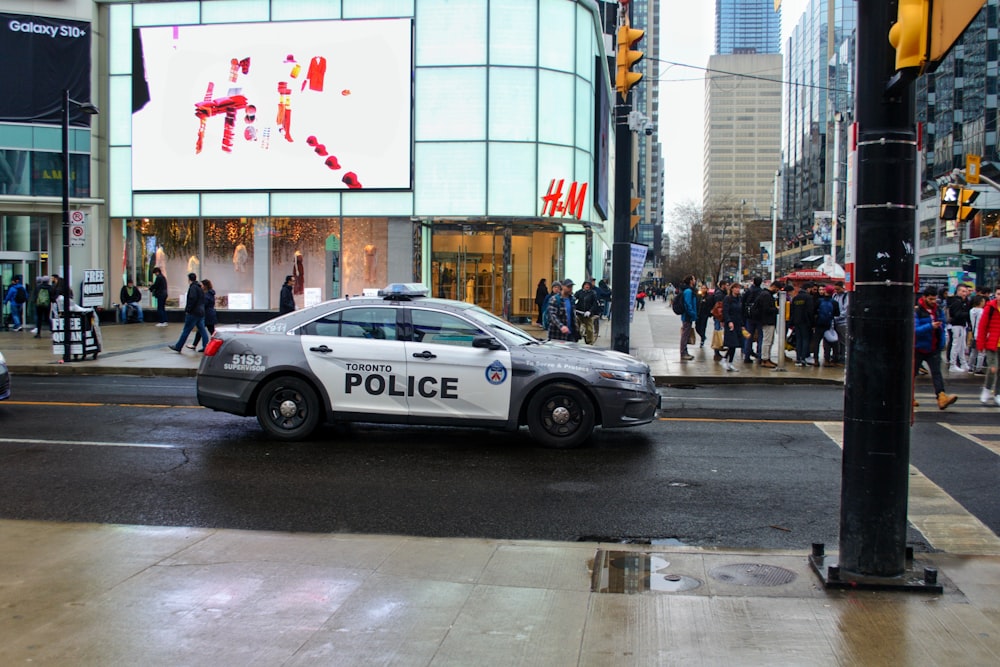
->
<box><xmin>526</xmin><ymin>382</ymin><xmax>594</xmax><ymax>449</ymax></box>
<box><xmin>255</xmin><ymin>377</ymin><xmax>321</xmax><ymax>441</ymax></box>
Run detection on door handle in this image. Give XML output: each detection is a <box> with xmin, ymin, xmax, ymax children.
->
<box><xmin>412</xmin><ymin>350</ymin><xmax>437</xmax><ymax>359</ymax></box>
<box><xmin>309</xmin><ymin>345</ymin><xmax>332</xmax><ymax>353</ymax></box>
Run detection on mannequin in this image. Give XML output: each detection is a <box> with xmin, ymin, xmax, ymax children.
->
<box><xmin>233</xmin><ymin>244</ymin><xmax>248</xmax><ymax>272</ymax></box>
<box><xmin>363</xmin><ymin>244</ymin><xmax>377</xmax><ymax>283</ymax></box>
<box><xmin>465</xmin><ymin>276</ymin><xmax>476</xmax><ymax>304</ymax></box>
<box><xmin>293</xmin><ymin>250</ymin><xmax>304</xmax><ymax>295</ymax></box>
<box><xmin>155</xmin><ymin>246</ymin><xmax>167</xmax><ymax>278</ymax></box>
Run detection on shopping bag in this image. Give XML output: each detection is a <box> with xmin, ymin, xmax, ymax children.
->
<box><xmin>711</xmin><ymin>329</ymin><xmax>725</xmax><ymax>350</ymax></box>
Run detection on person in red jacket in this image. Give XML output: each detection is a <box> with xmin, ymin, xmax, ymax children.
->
<box><xmin>975</xmin><ymin>286</ymin><xmax>1000</xmax><ymax>405</ymax></box>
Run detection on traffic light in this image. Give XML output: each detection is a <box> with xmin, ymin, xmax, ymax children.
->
<box><xmin>616</xmin><ymin>20</ymin><xmax>644</xmax><ymax>101</ymax></box>
<box><xmin>940</xmin><ymin>184</ymin><xmax>961</xmax><ymax>220</ymax></box>
<box><xmin>630</xmin><ymin>197</ymin><xmax>641</xmax><ymax>230</ymax></box>
<box><xmin>959</xmin><ymin>187</ymin><xmax>980</xmax><ymax>222</ymax></box>
<box><xmin>888</xmin><ymin>0</ymin><xmax>930</xmax><ymax>73</ymax></box>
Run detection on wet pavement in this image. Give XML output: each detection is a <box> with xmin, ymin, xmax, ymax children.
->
<box><xmin>1</xmin><ymin>302</ymin><xmax>998</xmax><ymax>664</ymax></box>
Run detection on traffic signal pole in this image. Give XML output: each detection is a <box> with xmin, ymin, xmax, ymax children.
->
<box><xmin>610</xmin><ymin>94</ymin><xmax>632</xmax><ymax>354</ymax></box>
<box><xmin>610</xmin><ymin>4</ymin><xmax>643</xmax><ymax>354</ymax></box>
<box><xmin>810</xmin><ymin>0</ymin><xmax>939</xmax><ymax>591</ymax></box>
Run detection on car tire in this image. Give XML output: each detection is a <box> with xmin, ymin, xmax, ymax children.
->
<box><xmin>526</xmin><ymin>382</ymin><xmax>595</xmax><ymax>449</ymax></box>
<box><xmin>255</xmin><ymin>376</ymin><xmax>321</xmax><ymax>441</ymax></box>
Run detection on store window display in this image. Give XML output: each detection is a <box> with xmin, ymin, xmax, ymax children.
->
<box><xmin>116</xmin><ymin>216</ymin><xmax>389</xmax><ymax>310</ymax></box>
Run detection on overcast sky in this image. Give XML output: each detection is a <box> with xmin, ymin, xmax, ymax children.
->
<box><xmin>658</xmin><ymin>0</ymin><xmax>807</xmax><ymax>230</ymax></box>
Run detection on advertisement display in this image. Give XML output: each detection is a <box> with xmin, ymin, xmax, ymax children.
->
<box><xmin>132</xmin><ymin>18</ymin><xmax>413</xmax><ymax>191</ymax></box>
<box><xmin>0</xmin><ymin>12</ymin><xmax>92</xmax><ymax>126</ymax></box>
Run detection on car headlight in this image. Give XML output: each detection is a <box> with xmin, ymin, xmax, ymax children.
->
<box><xmin>0</xmin><ymin>351</ymin><xmax>6</xmax><ymax>364</ymax></box>
<box><xmin>598</xmin><ymin>369</ymin><xmax>646</xmax><ymax>386</ymax></box>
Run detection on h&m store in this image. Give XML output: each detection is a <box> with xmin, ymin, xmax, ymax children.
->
<box><xmin>0</xmin><ymin>0</ymin><xmax>616</xmax><ymax>321</ymax></box>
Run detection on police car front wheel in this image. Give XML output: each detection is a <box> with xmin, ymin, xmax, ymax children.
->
<box><xmin>255</xmin><ymin>376</ymin><xmax>321</xmax><ymax>441</ymax></box>
<box><xmin>526</xmin><ymin>382</ymin><xmax>595</xmax><ymax>449</ymax></box>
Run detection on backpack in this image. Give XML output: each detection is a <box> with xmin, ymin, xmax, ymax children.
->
<box><xmin>36</xmin><ymin>285</ymin><xmax>50</xmax><ymax>307</ymax></box>
<box><xmin>14</xmin><ymin>285</ymin><xmax>26</xmax><ymax>304</ymax></box>
<box><xmin>817</xmin><ymin>297</ymin><xmax>835</xmax><ymax>328</ymax></box>
<box><xmin>672</xmin><ymin>288</ymin><xmax>687</xmax><ymax>315</ymax></box>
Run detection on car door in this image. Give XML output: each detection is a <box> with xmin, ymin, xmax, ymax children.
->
<box><xmin>298</xmin><ymin>305</ymin><xmax>409</xmax><ymax>417</ymax></box>
<box><xmin>404</xmin><ymin>307</ymin><xmax>512</xmax><ymax>421</ymax></box>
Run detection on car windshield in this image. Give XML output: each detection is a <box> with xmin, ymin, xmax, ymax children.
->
<box><xmin>464</xmin><ymin>307</ymin><xmax>541</xmax><ymax>346</ymax></box>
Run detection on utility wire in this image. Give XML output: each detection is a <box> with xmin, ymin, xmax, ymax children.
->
<box><xmin>648</xmin><ymin>57</ymin><xmax>850</xmax><ymax>95</ymax></box>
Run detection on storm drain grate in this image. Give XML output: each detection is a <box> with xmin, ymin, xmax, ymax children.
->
<box><xmin>709</xmin><ymin>562</ymin><xmax>796</xmax><ymax>587</ymax></box>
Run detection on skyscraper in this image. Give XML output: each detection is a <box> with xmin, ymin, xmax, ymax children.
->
<box><xmin>716</xmin><ymin>0</ymin><xmax>782</xmax><ymax>55</ymax></box>
<box><xmin>703</xmin><ymin>1</ymin><xmax>783</xmax><ymax>280</ymax></box>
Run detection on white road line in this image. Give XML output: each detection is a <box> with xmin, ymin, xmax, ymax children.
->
<box><xmin>0</xmin><ymin>438</ymin><xmax>180</xmax><ymax>450</ymax></box>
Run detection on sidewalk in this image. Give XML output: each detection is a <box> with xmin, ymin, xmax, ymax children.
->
<box><xmin>0</xmin><ymin>300</ymin><xmax>850</xmax><ymax>384</ymax></box>
<box><xmin>2</xmin><ymin>304</ymin><xmax>999</xmax><ymax>664</ymax></box>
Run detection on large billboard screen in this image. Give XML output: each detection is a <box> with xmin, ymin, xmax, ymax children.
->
<box><xmin>0</xmin><ymin>12</ymin><xmax>92</xmax><ymax>126</ymax></box>
<box><xmin>132</xmin><ymin>19</ymin><xmax>413</xmax><ymax>192</ymax></box>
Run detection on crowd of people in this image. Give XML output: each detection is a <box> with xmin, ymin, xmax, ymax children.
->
<box><xmin>534</xmin><ymin>277</ymin><xmax>611</xmax><ymax>345</ymax></box>
<box><xmin>669</xmin><ymin>273</ymin><xmax>1000</xmax><ymax>410</ymax></box>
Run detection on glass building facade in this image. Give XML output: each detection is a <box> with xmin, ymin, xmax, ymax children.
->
<box><xmin>1</xmin><ymin>0</ymin><xmax>617</xmax><ymax>322</ymax></box>
<box><xmin>716</xmin><ymin>0</ymin><xmax>781</xmax><ymax>55</ymax></box>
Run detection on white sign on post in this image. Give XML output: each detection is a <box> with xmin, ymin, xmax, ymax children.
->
<box><xmin>82</xmin><ymin>269</ymin><xmax>104</xmax><ymax>308</ymax></box>
<box><xmin>69</xmin><ymin>211</ymin><xmax>86</xmax><ymax>247</ymax></box>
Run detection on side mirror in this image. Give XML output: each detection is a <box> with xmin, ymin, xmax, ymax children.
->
<box><xmin>472</xmin><ymin>334</ymin><xmax>503</xmax><ymax>350</ymax></box>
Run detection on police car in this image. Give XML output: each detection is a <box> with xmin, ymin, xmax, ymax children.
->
<box><xmin>196</xmin><ymin>284</ymin><xmax>660</xmax><ymax>448</ymax></box>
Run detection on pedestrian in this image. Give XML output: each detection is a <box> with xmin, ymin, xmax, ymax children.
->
<box><xmin>279</xmin><ymin>274</ymin><xmax>296</xmax><ymax>314</ymax></box>
<box><xmin>118</xmin><ymin>278</ymin><xmax>144</xmax><ymax>323</ymax></box>
<box><xmin>574</xmin><ymin>280</ymin><xmax>600</xmax><ymax>345</ymax></box>
<box><xmin>635</xmin><ymin>288</ymin><xmax>646</xmax><ymax>310</ymax></box>
<box><xmin>30</xmin><ymin>276</ymin><xmax>53</xmax><ymax>337</ymax></box>
<box><xmin>595</xmin><ymin>279</ymin><xmax>612</xmax><ymax>320</ymax></box>
<box><xmin>679</xmin><ymin>274</ymin><xmax>697</xmax><ymax>361</ymax></box>
<box><xmin>816</xmin><ymin>285</ymin><xmax>841</xmax><ymax>366</ymax></box>
<box><xmin>168</xmin><ymin>273</ymin><xmax>211</xmax><ymax>353</ymax></box>
<box><xmin>721</xmin><ymin>282</ymin><xmax>743</xmax><ymax>371</ymax></box>
<box><xmin>151</xmin><ymin>267</ymin><xmax>168</xmax><ymax>326</ymax></box>
<box><xmin>695</xmin><ymin>284</ymin><xmax>711</xmax><ymax>346</ymax></box>
<box><xmin>191</xmin><ymin>278</ymin><xmax>217</xmax><ymax>351</ymax></box>
<box><xmin>975</xmin><ymin>285</ymin><xmax>1000</xmax><ymax>405</ymax></box>
<box><xmin>753</xmin><ymin>280</ymin><xmax>782</xmax><ymax>368</ymax></box>
<box><xmin>968</xmin><ymin>294</ymin><xmax>986</xmax><ymax>374</ymax></box>
<box><xmin>711</xmin><ymin>281</ymin><xmax>728</xmax><ymax>361</ymax></box>
<box><xmin>790</xmin><ymin>282</ymin><xmax>815</xmax><ymax>366</ymax></box>
<box><xmin>541</xmin><ymin>281</ymin><xmax>561</xmax><ymax>330</ymax></box>
<box><xmin>547</xmin><ymin>278</ymin><xmax>579</xmax><ymax>341</ymax></box>
<box><xmin>741</xmin><ymin>276</ymin><xmax>763</xmax><ymax>363</ymax></box>
<box><xmin>807</xmin><ymin>282</ymin><xmax>823</xmax><ymax>365</ymax></box>
<box><xmin>3</xmin><ymin>275</ymin><xmax>28</xmax><ymax>332</ymax></box>
<box><xmin>534</xmin><ymin>278</ymin><xmax>548</xmax><ymax>325</ymax></box>
<box><xmin>947</xmin><ymin>283</ymin><xmax>972</xmax><ymax>372</ymax></box>
<box><xmin>914</xmin><ymin>286</ymin><xmax>958</xmax><ymax>410</ymax></box>
<box><xmin>832</xmin><ymin>281</ymin><xmax>849</xmax><ymax>364</ymax></box>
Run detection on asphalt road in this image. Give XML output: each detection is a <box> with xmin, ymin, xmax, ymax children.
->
<box><xmin>0</xmin><ymin>377</ymin><xmax>995</xmax><ymax>551</ymax></box>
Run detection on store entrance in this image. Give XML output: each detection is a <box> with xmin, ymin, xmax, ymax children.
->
<box><xmin>431</xmin><ymin>225</ymin><xmax>504</xmax><ymax>313</ymax></box>
<box><xmin>430</xmin><ymin>223</ymin><xmax>564</xmax><ymax>320</ymax></box>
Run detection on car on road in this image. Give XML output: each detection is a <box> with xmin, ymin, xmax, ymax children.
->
<box><xmin>0</xmin><ymin>350</ymin><xmax>9</xmax><ymax>400</ymax></box>
<box><xmin>196</xmin><ymin>284</ymin><xmax>660</xmax><ymax>448</ymax></box>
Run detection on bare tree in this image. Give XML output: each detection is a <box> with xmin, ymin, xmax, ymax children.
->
<box><xmin>663</xmin><ymin>201</ymin><xmax>745</xmax><ymax>285</ymax></box>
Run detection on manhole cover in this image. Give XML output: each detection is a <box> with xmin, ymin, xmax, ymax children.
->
<box><xmin>648</xmin><ymin>573</ymin><xmax>701</xmax><ymax>593</ymax></box>
<box><xmin>709</xmin><ymin>562</ymin><xmax>796</xmax><ymax>587</ymax></box>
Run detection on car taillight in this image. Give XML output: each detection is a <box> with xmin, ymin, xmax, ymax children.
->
<box><xmin>203</xmin><ymin>338</ymin><xmax>224</xmax><ymax>356</ymax></box>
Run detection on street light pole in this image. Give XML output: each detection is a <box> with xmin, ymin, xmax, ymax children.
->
<box><xmin>61</xmin><ymin>89</ymin><xmax>98</xmax><ymax>363</ymax></box>
<box><xmin>770</xmin><ymin>169</ymin><xmax>780</xmax><ymax>283</ymax></box>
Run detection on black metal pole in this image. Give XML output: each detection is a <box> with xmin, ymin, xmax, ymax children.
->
<box><xmin>610</xmin><ymin>95</ymin><xmax>632</xmax><ymax>354</ymax></box>
<box><xmin>62</xmin><ymin>89</ymin><xmax>72</xmax><ymax>363</ymax></box>
<box><xmin>839</xmin><ymin>0</ymin><xmax>917</xmax><ymax>578</ymax></box>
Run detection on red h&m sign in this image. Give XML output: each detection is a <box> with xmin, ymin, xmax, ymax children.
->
<box><xmin>541</xmin><ymin>179</ymin><xmax>588</xmax><ymax>220</ymax></box>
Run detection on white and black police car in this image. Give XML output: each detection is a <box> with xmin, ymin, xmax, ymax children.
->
<box><xmin>196</xmin><ymin>284</ymin><xmax>660</xmax><ymax>448</ymax></box>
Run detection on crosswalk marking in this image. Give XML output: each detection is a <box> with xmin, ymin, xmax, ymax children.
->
<box><xmin>815</xmin><ymin>421</ymin><xmax>1000</xmax><ymax>556</ymax></box>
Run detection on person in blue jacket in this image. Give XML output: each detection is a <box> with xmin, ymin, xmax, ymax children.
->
<box><xmin>680</xmin><ymin>274</ymin><xmax>697</xmax><ymax>361</ymax></box>
<box><xmin>914</xmin><ymin>285</ymin><xmax>957</xmax><ymax>410</ymax></box>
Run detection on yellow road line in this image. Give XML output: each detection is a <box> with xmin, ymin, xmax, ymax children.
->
<box><xmin>659</xmin><ymin>417</ymin><xmax>817</xmax><ymax>424</ymax></box>
<box><xmin>3</xmin><ymin>401</ymin><xmax>203</xmax><ymax>409</ymax></box>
